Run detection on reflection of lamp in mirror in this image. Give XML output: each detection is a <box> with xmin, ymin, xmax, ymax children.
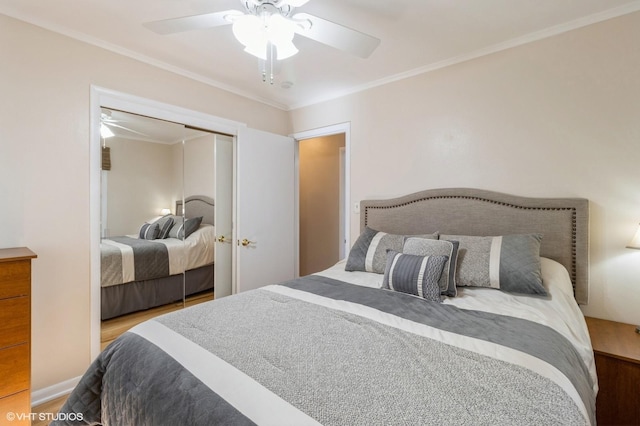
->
<box><xmin>626</xmin><ymin>223</ymin><xmax>640</xmax><ymax>333</ymax></box>
<box><xmin>627</xmin><ymin>223</ymin><xmax>640</xmax><ymax>250</ymax></box>
<box><xmin>160</xmin><ymin>208</ymin><xmax>171</xmax><ymax>216</ymax></box>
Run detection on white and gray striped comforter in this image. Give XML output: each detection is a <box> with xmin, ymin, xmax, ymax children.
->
<box><xmin>56</xmin><ymin>274</ymin><xmax>594</xmax><ymax>426</ymax></box>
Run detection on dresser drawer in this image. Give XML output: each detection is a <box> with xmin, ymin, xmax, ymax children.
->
<box><xmin>0</xmin><ymin>260</ymin><xmax>30</xmax><ymax>299</ymax></box>
<box><xmin>0</xmin><ymin>343</ymin><xmax>29</xmax><ymax>397</ymax></box>
<box><xmin>0</xmin><ymin>297</ymin><xmax>30</xmax><ymax>349</ymax></box>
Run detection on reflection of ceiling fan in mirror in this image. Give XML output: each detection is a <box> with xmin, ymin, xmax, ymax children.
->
<box><xmin>100</xmin><ymin>109</ymin><xmax>150</xmax><ymax>139</ymax></box>
<box><xmin>144</xmin><ymin>0</ymin><xmax>381</xmax><ymax>83</ymax></box>
<box><xmin>100</xmin><ymin>109</ymin><xmax>211</xmax><ymax>144</ymax></box>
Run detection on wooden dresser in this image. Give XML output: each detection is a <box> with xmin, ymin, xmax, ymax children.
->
<box><xmin>0</xmin><ymin>247</ymin><xmax>36</xmax><ymax>425</ymax></box>
<box><xmin>585</xmin><ymin>316</ymin><xmax>640</xmax><ymax>426</ymax></box>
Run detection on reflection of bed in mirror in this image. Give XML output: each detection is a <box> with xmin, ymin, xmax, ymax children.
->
<box><xmin>100</xmin><ymin>195</ymin><xmax>215</xmax><ymax>320</ymax></box>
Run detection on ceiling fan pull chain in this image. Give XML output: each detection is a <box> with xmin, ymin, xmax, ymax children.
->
<box><xmin>269</xmin><ymin>43</ymin><xmax>275</xmax><ymax>85</ymax></box>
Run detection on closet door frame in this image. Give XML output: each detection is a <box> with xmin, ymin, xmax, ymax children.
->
<box><xmin>89</xmin><ymin>86</ymin><xmax>245</xmax><ymax>360</ymax></box>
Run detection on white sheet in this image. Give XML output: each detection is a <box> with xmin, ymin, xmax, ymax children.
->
<box><xmin>315</xmin><ymin>256</ymin><xmax>597</xmax><ymax>395</ymax></box>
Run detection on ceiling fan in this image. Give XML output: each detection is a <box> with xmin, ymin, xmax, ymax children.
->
<box><xmin>101</xmin><ymin>109</ymin><xmax>150</xmax><ymax>139</ymax></box>
<box><xmin>144</xmin><ymin>0</ymin><xmax>380</xmax><ymax>81</ymax></box>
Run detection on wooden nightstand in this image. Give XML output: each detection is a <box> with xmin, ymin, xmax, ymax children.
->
<box><xmin>585</xmin><ymin>316</ymin><xmax>640</xmax><ymax>426</ymax></box>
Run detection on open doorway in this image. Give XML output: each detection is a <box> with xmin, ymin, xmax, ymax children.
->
<box><xmin>295</xmin><ymin>122</ymin><xmax>350</xmax><ymax>277</ymax></box>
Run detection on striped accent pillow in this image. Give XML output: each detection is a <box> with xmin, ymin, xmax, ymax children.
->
<box><xmin>138</xmin><ymin>222</ymin><xmax>160</xmax><ymax>240</ymax></box>
<box><xmin>155</xmin><ymin>216</ymin><xmax>174</xmax><ymax>239</ymax></box>
<box><xmin>168</xmin><ymin>216</ymin><xmax>203</xmax><ymax>239</ymax></box>
<box><xmin>345</xmin><ymin>226</ymin><xmax>438</xmax><ymax>274</ymax></box>
<box><xmin>382</xmin><ymin>250</ymin><xmax>448</xmax><ymax>302</ymax></box>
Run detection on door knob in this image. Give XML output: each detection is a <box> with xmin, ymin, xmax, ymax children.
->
<box><xmin>239</xmin><ymin>238</ymin><xmax>255</xmax><ymax>247</ymax></box>
<box><xmin>217</xmin><ymin>235</ymin><xmax>231</xmax><ymax>244</ymax></box>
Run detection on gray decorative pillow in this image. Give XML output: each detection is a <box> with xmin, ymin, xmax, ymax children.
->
<box><xmin>345</xmin><ymin>226</ymin><xmax>438</xmax><ymax>274</ymax></box>
<box><xmin>167</xmin><ymin>216</ymin><xmax>184</xmax><ymax>239</ymax></box>
<box><xmin>403</xmin><ymin>237</ymin><xmax>459</xmax><ymax>297</ymax></box>
<box><xmin>169</xmin><ymin>216</ymin><xmax>203</xmax><ymax>239</ymax></box>
<box><xmin>440</xmin><ymin>234</ymin><xmax>546</xmax><ymax>295</ymax></box>
<box><xmin>138</xmin><ymin>222</ymin><xmax>160</xmax><ymax>240</ymax></box>
<box><xmin>382</xmin><ymin>250</ymin><xmax>448</xmax><ymax>302</ymax></box>
<box><xmin>155</xmin><ymin>216</ymin><xmax>174</xmax><ymax>239</ymax></box>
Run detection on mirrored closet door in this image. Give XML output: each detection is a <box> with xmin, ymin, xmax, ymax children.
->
<box><xmin>99</xmin><ymin>109</ymin><xmax>224</xmax><ymax>321</ymax></box>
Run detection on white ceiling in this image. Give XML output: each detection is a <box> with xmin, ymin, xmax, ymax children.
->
<box><xmin>3</xmin><ymin>0</ymin><xmax>640</xmax><ymax>111</ymax></box>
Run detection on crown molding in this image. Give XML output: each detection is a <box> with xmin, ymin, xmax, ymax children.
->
<box><xmin>0</xmin><ymin>9</ymin><xmax>289</xmax><ymax>111</ymax></box>
<box><xmin>3</xmin><ymin>1</ymin><xmax>640</xmax><ymax>113</ymax></box>
<box><xmin>287</xmin><ymin>1</ymin><xmax>640</xmax><ymax>110</ymax></box>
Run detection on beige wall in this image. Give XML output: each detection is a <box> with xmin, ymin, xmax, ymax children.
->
<box><xmin>184</xmin><ymin>134</ymin><xmax>216</xmax><ymax>202</ymax></box>
<box><xmin>299</xmin><ymin>134</ymin><xmax>345</xmax><ymax>276</ymax></box>
<box><xmin>0</xmin><ymin>14</ymin><xmax>289</xmax><ymax>392</ymax></box>
<box><xmin>105</xmin><ymin>137</ymin><xmax>177</xmax><ymax>236</ymax></box>
<box><xmin>290</xmin><ymin>12</ymin><xmax>640</xmax><ymax>327</ymax></box>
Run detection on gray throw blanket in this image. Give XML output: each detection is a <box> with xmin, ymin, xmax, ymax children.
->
<box><xmin>100</xmin><ymin>236</ymin><xmax>169</xmax><ymax>287</ymax></box>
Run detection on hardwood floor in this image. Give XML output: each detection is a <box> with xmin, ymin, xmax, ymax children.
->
<box><xmin>31</xmin><ymin>395</ymin><xmax>70</xmax><ymax>426</ymax></box>
<box><xmin>31</xmin><ymin>292</ymin><xmax>214</xmax><ymax>422</ymax></box>
<box><xmin>101</xmin><ymin>291</ymin><xmax>214</xmax><ymax>350</ymax></box>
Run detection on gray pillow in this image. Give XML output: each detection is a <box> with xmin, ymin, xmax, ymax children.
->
<box><xmin>155</xmin><ymin>215</ymin><xmax>174</xmax><ymax>239</ymax></box>
<box><xmin>345</xmin><ymin>226</ymin><xmax>438</xmax><ymax>274</ymax></box>
<box><xmin>403</xmin><ymin>237</ymin><xmax>459</xmax><ymax>297</ymax></box>
<box><xmin>382</xmin><ymin>250</ymin><xmax>448</xmax><ymax>302</ymax></box>
<box><xmin>440</xmin><ymin>234</ymin><xmax>546</xmax><ymax>296</ymax></box>
<box><xmin>138</xmin><ymin>222</ymin><xmax>160</xmax><ymax>240</ymax></box>
<box><xmin>169</xmin><ymin>216</ymin><xmax>203</xmax><ymax>239</ymax></box>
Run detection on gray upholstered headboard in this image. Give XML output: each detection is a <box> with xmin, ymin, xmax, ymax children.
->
<box><xmin>175</xmin><ymin>195</ymin><xmax>215</xmax><ymax>226</ymax></box>
<box><xmin>360</xmin><ymin>188</ymin><xmax>589</xmax><ymax>304</ymax></box>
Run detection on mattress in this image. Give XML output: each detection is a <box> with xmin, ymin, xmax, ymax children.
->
<box><xmin>57</xmin><ymin>257</ymin><xmax>596</xmax><ymax>425</ymax></box>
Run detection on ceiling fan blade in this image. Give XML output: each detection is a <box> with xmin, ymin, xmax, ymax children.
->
<box><xmin>104</xmin><ymin>122</ymin><xmax>150</xmax><ymax>137</ymax></box>
<box><xmin>293</xmin><ymin>13</ymin><xmax>380</xmax><ymax>59</ymax></box>
<box><xmin>143</xmin><ymin>10</ymin><xmax>238</xmax><ymax>35</ymax></box>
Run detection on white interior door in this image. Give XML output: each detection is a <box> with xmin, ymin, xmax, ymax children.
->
<box><xmin>213</xmin><ymin>135</ymin><xmax>234</xmax><ymax>298</ymax></box>
<box><xmin>235</xmin><ymin>127</ymin><xmax>295</xmax><ymax>293</ymax></box>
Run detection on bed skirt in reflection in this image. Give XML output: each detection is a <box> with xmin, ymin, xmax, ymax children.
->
<box><xmin>101</xmin><ymin>263</ymin><xmax>214</xmax><ymax>320</ymax></box>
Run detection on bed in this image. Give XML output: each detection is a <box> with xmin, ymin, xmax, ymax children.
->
<box><xmin>100</xmin><ymin>195</ymin><xmax>215</xmax><ymax>320</ymax></box>
<box><xmin>60</xmin><ymin>188</ymin><xmax>596</xmax><ymax>425</ymax></box>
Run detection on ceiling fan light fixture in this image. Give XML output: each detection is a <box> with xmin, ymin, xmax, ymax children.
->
<box><xmin>244</xmin><ymin>39</ymin><xmax>269</xmax><ymax>60</ymax></box>
<box><xmin>273</xmin><ymin>39</ymin><xmax>298</xmax><ymax>59</ymax></box>
<box><xmin>231</xmin><ymin>8</ymin><xmax>299</xmax><ymax>61</ymax></box>
<box><xmin>231</xmin><ymin>14</ymin><xmax>262</xmax><ymax>49</ymax></box>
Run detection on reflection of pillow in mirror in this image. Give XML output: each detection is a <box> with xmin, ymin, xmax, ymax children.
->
<box><xmin>169</xmin><ymin>216</ymin><xmax>203</xmax><ymax>239</ymax></box>
<box><xmin>167</xmin><ymin>216</ymin><xmax>183</xmax><ymax>239</ymax></box>
<box><xmin>139</xmin><ymin>222</ymin><xmax>160</xmax><ymax>240</ymax></box>
<box><xmin>183</xmin><ymin>216</ymin><xmax>203</xmax><ymax>239</ymax></box>
<box><xmin>155</xmin><ymin>216</ymin><xmax>174</xmax><ymax>239</ymax></box>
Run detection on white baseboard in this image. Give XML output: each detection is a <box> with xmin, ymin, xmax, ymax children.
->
<box><xmin>32</xmin><ymin>376</ymin><xmax>82</xmax><ymax>407</ymax></box>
